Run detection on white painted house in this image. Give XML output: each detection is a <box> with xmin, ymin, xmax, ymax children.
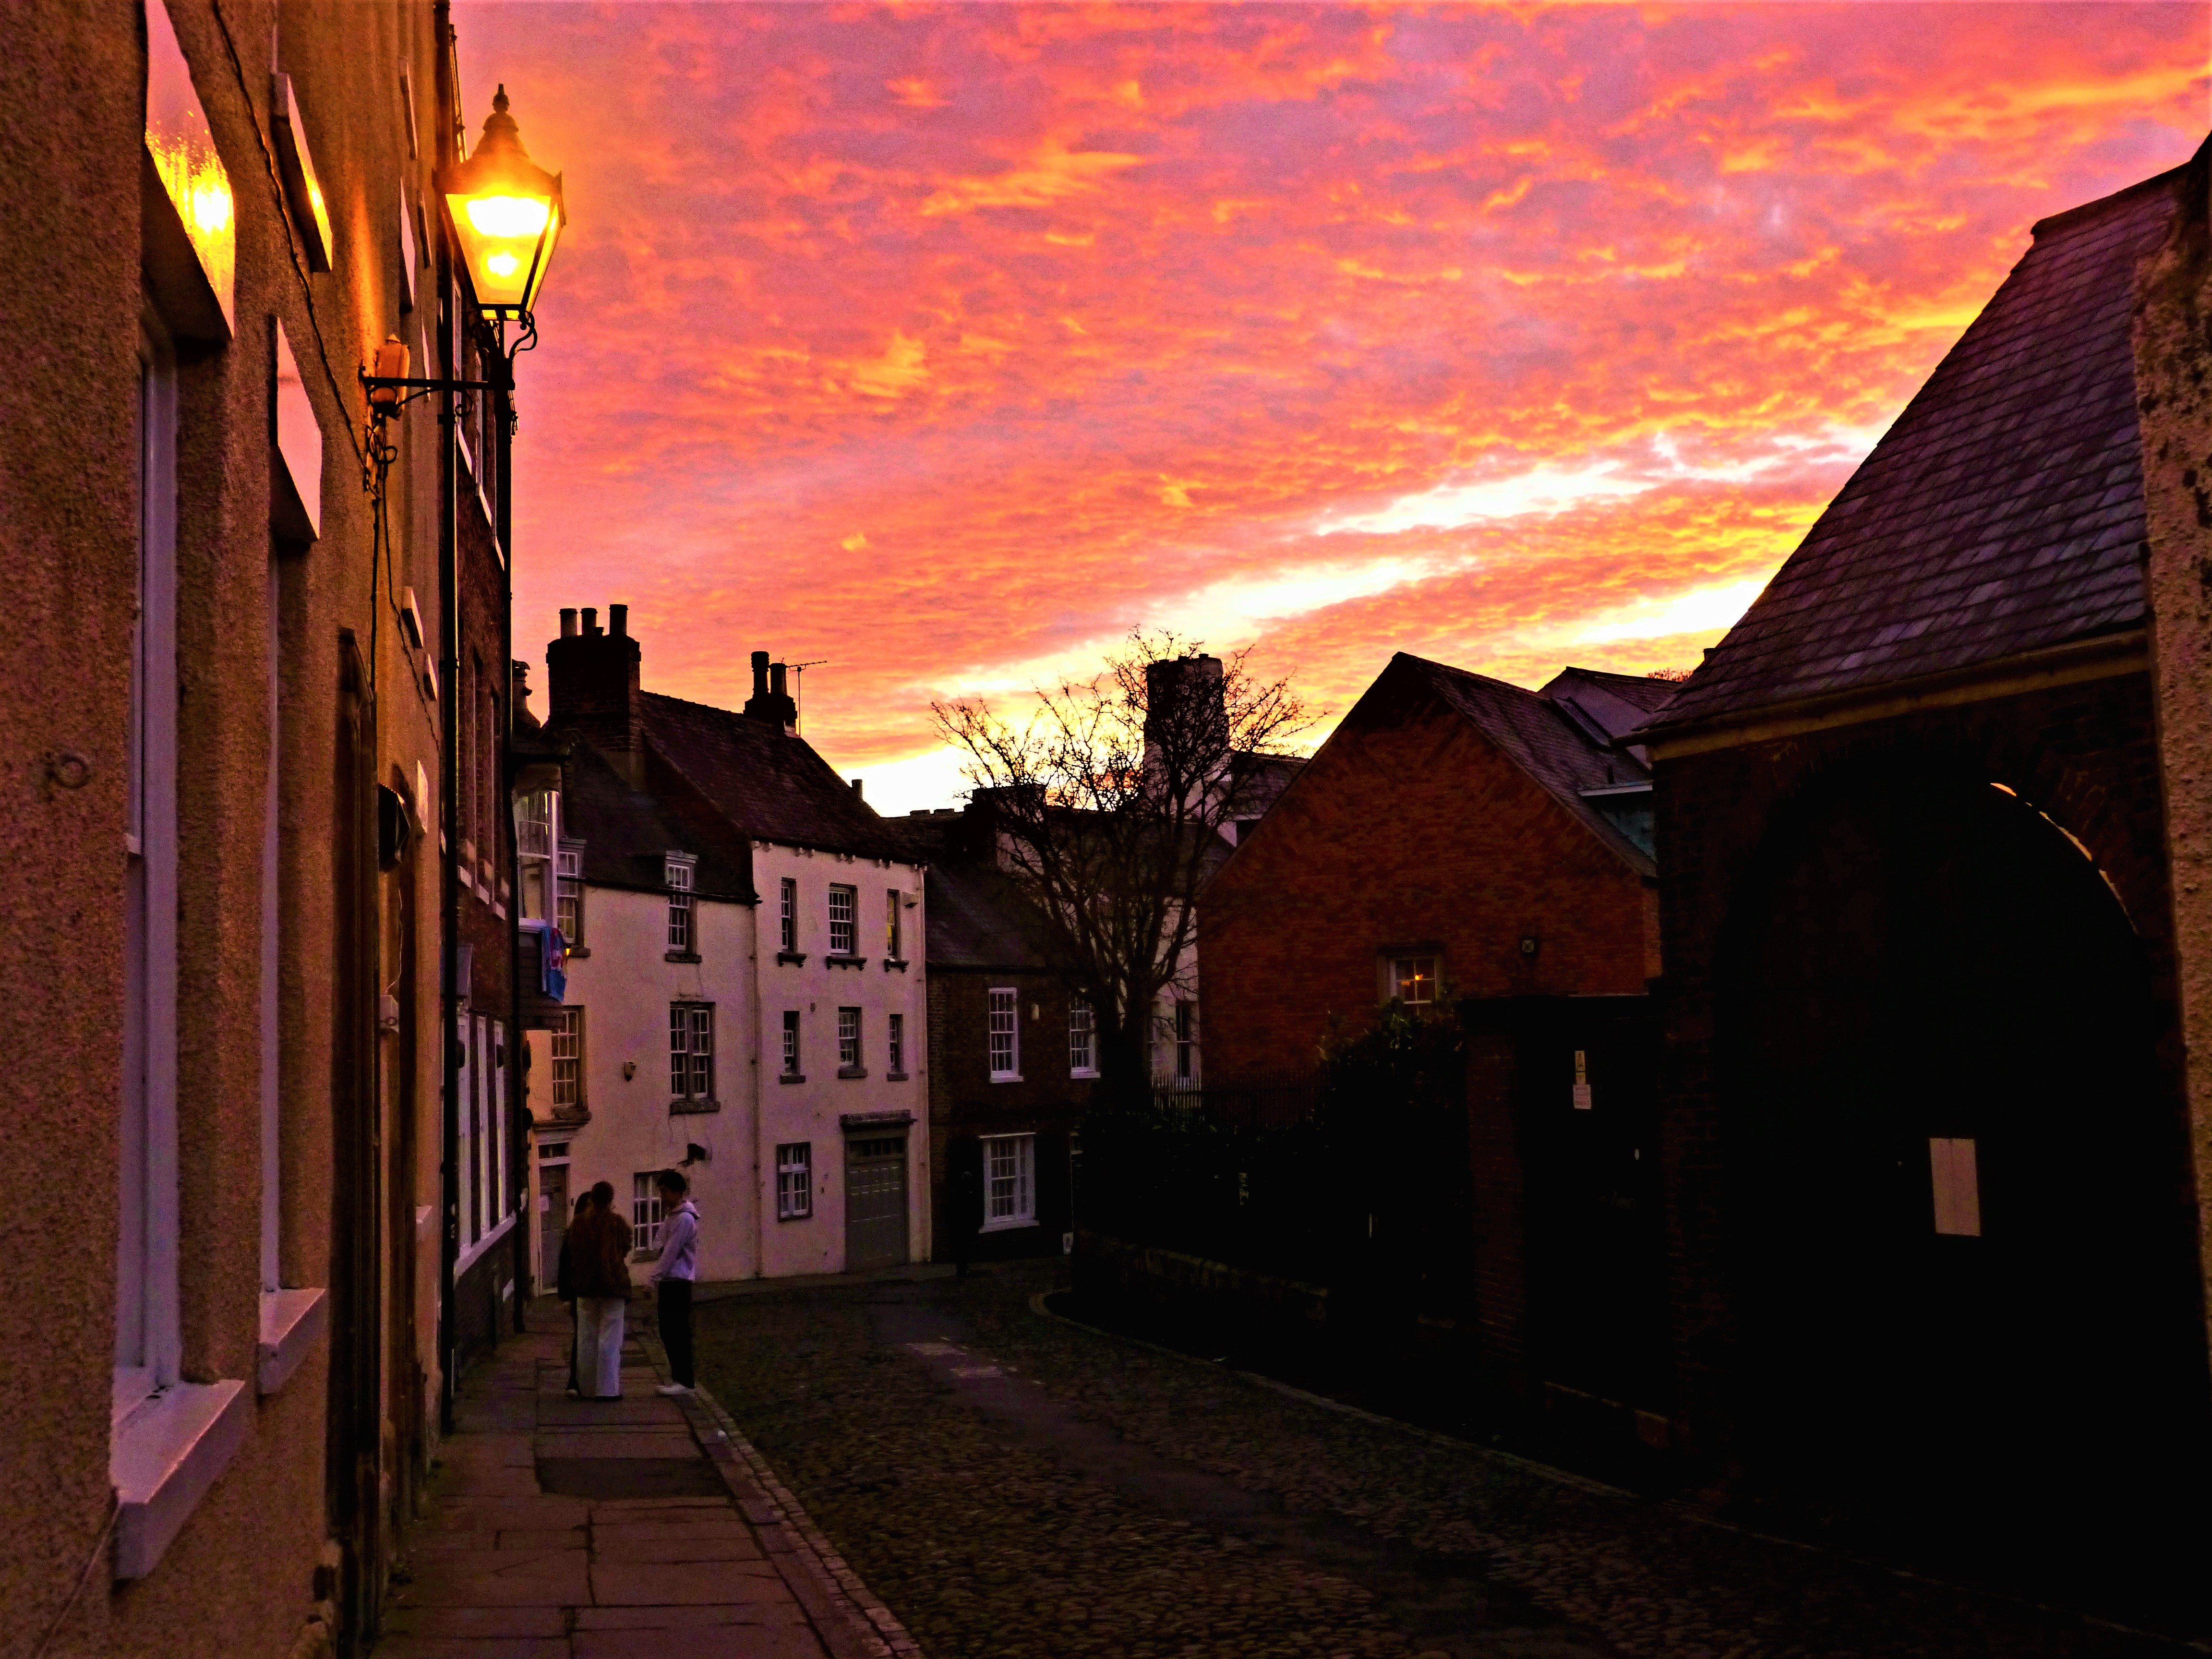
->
<box><xmin>517</xmin><ymin>606</ymin><xmax>930</xmax><ymax>1286</ymax></box>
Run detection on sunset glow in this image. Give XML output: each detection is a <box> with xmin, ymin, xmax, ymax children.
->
<box><xmin>457</xmin><ymin>3</ymin><xmax>2209</xmax><ymax>812</ymax></box>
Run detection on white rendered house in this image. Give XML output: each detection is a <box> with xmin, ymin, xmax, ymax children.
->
<box><xmin>517</xmin><ymin>606</ymin><xmax>930</xmax><ymax>1285</ymax></box>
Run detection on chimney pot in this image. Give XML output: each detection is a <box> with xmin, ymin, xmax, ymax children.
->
<box><xmin>850</xmin><ymin>778</ymin><xmax>864</xmax><ymax>801</ymax></box>
<box><xmin>770</xmin><ymin>662</ymin><xmax>788</xmax><ymax>697</ymax></box>
<box><xmin>582</xmin><ymin>607</ymin><xmax>601</xmax><ymax>636</ymax></box>
<box><xmin>560</xmin><ymin>608</ymin><xmax>578</xmax><ymax>639</ymax></box>
<box><xmin>610</xmin><ymin>603</ymin><xmax>628</xmax><ymax>637</ymax></box>
<box><xmin>750</xmin><ymin>650</ymin><xmax>769</xmax><ymax>698</ymax></box>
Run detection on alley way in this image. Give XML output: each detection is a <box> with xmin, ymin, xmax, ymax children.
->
<box><xmin>690</xmin><ymin>1262</ymin><xmax>2205</xmax><ymax>1659</ymax></box>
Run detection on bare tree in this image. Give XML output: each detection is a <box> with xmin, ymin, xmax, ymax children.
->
<box><xmin>932</xmin><ymin>632</ymin><xmax>1312</xmax><ymax>1108</ymax></box>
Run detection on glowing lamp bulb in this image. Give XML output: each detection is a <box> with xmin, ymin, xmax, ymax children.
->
<box><xmin>485</xmin><ymin>252</ymin><xmax>521</xmax><ymax>279</ymax></box>
<box><xmin>466</xmin><ymin>195</ymin><xmax>551</xmax><ymax>238</ymax></box>
<box><xmin>439</xmin><ymin>85</ymin><xmax>565</xmax><ymax>319</ymax></box>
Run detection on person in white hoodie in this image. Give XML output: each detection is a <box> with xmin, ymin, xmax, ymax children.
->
<box><xmin>649</xmin><ymin>1168</ymin><xmax>700</xmax><ymax>1395</ymax></box>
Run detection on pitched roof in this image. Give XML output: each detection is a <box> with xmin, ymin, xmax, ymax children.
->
<box><xmin>1651</xmin><ymin>156</ymin><xmax>2190</xmax><ymax>730</ymax></box>
<box><xmin>640</xmin><ymin>691</ymin><xmax>914</xmax><ymax>862</ymax></box>
<box><xmin>1371</xmin><ymin>653</ymin><xmax>1675</xmax><ymax>875</ymax></box>
<box><xmin>560</xmin><ymin>739</ymin><xmax>754</xmax><ymax>902</ymax></box>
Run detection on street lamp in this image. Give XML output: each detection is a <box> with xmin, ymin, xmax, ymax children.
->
<box><xmin>441</xmin><ymin>85</ymin><xmax>565</xmax><ymax>326</ymax></box>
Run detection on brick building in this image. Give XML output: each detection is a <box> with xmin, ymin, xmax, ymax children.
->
<box><xmin>1200</xmin><ymin>654</ymin><xmax>1677</xmax><ymax>1400</ymax></box>
<box><xmin>899</xmin><ymin>808</ymin><xmax>1097</xmax><ymax>1262</ymax></box>
<box><xmin>1641</xmin><ymin>147</ymin><xmax>2212</xmax><ymax>1584</ymax></box>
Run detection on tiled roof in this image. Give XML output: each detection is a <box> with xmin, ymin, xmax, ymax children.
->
<box><xmin>1652</xmin><ymin>158</ymin><xmax>2188</xmax><ymax>730</ymax></box>
<box><xmin>640</xmin><ymin>692</ymin><xmax>915</xmax><ymax>863</ymax></box>
<box><xmin>1380</xmin><ymin>654</ymin><xmax>1675</xmax><ymax>876</ymax></box>
<box><xmin>560</xmin><ymin>740</ymin><xmax>753</xmax><ymax>902</ymax></box>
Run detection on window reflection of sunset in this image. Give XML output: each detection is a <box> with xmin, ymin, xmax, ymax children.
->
<box><xmin>456</xmin><ymin>3</ymin><xmax>2209</xmax><ymax>814</ymax></box>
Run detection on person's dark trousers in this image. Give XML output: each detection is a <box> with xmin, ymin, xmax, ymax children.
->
<box><xmin>565</xmin><ymin>1300</ymin><xmax>581</xmax><ymax>1394</ymax></box>
<box><xmin>658</xmin><ymin>1277</ymin><xmax>695</xmax><ymax>1388</ymax></box>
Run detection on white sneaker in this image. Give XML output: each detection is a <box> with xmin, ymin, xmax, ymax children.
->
<box><xmin>656</xmin><ymin>1382</ymin><xmax>691</xmax><ymax>1396</ymax></box>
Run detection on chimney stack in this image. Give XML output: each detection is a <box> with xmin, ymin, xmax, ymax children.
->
<box><xmin>548</xmin><ymin>601</ymin><xmax>645</xmax><ymax>785</ymax></box>
<box><xmin>742</xmin><ymin>649</ymin><xmax>799</xmax><ymax>733</ymax></box>
<box><xmin>560</xmin><ymin>608</ymin><xmax>578</xmax><ymax>639</ymax></box>
<box><xmin>1143</xmin><ymin>654</ymin><xmax>1228</xmax><ymax>765</ymax></box>
<box><xmin>850</xmin><ymin>777</ymin><xmax>864</xmax><ymax>801</ymax></box>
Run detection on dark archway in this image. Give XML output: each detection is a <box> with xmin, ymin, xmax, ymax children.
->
<box><xmin>1715</xmin><ymin>758</ymin><xmax>2208</xmax><ymax>1601</ymax></box>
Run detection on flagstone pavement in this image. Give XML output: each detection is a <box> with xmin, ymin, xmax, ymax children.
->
<box><xmin>374</xmin><ymin>1308</ymin><xmax>918</xmax><ymax>1659</ymax></box>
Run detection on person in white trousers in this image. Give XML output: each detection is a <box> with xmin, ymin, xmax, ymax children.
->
<box><xmin>572</xmin><ymin>1178</ymin><xmax>633</xmax><ymax>1399</ymax></box>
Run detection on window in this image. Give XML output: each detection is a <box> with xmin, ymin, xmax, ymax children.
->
<box><xmin>670</xmin><ymin>1002</ymin><xmax>713</xmax><ymax>1102</ymax></box>
<box><xmin>838</xmin><ymin>1006</ymin><xmax>862</xmax><ymax>1072</ymax></box>
<box><xmin>981</xmin><ymin>1133</ymin><xmax>1036</xmax><ymax>1230</ymax></box>
<box><xmin>556</xmin><ymin>838</ymin><xmax>584</xmax><ymax>943</ymax></box>
<box><xmin>1174</xmin><ymin>1000</ymin><xmax>1195</xmax><ymax>1081</ymax></box>
<box><xmin>517</xmin><ymin>790</ymin><xmax>552</xmax><ymax>857</ymax></box>
<box><xmin>1390</xmin><ymin>956</ymin><xmax>1436</xmax><ymax>1006</ymax></box>
<box><xmin>632</xmin><ymin>1173</ymin><xmax>665</xmax><ymax>1253</ymax></box>
<box><xmin>776</xmin><ymin>1142</ymin><xmax>813</xmax><ymax>1220</ymax></box>
<box><xmin>885</xmin><ymin>888</ymin><xmax>902</xmax><ymax>960</ymax></box>
<box><xmin>550</xmin><ymin>1007</ymin><xmax>583</xmax><ymax>1110</ymax></box>
<box><xmin>781</xmin><ymin>1009</ymin><xmax>801</xmax><ymax>1078</ymax></box>
<box><xmin>988</xmin><ymin>987</ymin><xmax>1019</xmax><ymax>1081</ymax></box>
<box><xmin>666</xmin><ymin>853</ymin><xmax>696</xmax><ymax>954</ymax></box>
<box><xmin>1069</xmin><ymin>991</ymin><xmax>1096</xmax><ymax>1077</ymax></box>
<box><xmin>828</xmin><ymin>883</ymin><xmax>855</xmax><ymax>955</ymax></box>
<box><xmin>779</xmin><ymin>877</ymin><xmax>796</xmax><ymax>952</ymax></box>
<box><xmin>887</xmin><ymin>1012</ymin><xmax>904</xmax><ymax>1076</ymax></box>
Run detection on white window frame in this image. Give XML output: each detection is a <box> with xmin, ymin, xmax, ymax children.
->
<box><xmin>776</xmin><ymin>1142</ymin><xmax>813</xmax><ymax>1220</ymax></box>
<box><xmin>981</xmin><ymin>1132</ymin><xmax>1036</xmax><ymax>1232</ymax></box>
<box><xmin>838</xmin><ymin>1005</ymin><xmax>861</xmax><ymax>1071</ymax></box>
<box><xmin>550</xmin><ymin>1006</ymin><xmax>583</xmax><ymax>1110</ymax></box>
<box><xmin>555</xmin><ymin>837</ymin><xmax>584</xmax><ymax>943</ymax></box>
<box><xmin>887</xmin><ymin>1011</ymin><xmax>904</xmax><ymax>1076</ymax></box>
<box><xmin>1389</xmin><ymin>955</ymin><xmax>1437</xmax><ymax>1007</ymax></box>
<box><xmin>458</xmin><ymin>1014</ymin><xmax>478</xmax><ymax>1247</ymax></box>
<box><xmin>885</xmin><ymin>887</ymin><xmax>901</xmax><ymax>960</ymax></box>
<box><xmin>779</xmin><ymin>876</ymin><xmax>796</xmax><ymax>952</ymax></box>
<box><xmin>632</xmin><ymin>1173</ymin><xmax>665</xmax><ymax>1253</ymax></box>
<box><xmin>119</xmin><ymin>309</ymin><xmax>182</xmax><ymax>1409</ymax></box>
<box><xmin>671</xmin><ymin>1001</ymin><xmax>714</xmax><ymax>1102</ymax></box>
<box><xmin>781</xmin><ymin>1009</ymin><xmax>801</xmax><ymax>1078</ymax></box>
<box><xmin>827</xmin><ymin>882</ymin><xmax>856</xmax><ymax>955</ymax></box>
<box><xmin>665</xmin><ymin>851</ymin><xmax>696</xmax><ymax>953</ymax></box>
<box><xmin>1174</xmin><ymin>1000</ymin><xmax>1195</xmax><ymax>1082</ymax></box>
<box><xmin>1068</xmin><ymin>990</ymin><xmax>1096</xmax><ymax>1078</ymax></box>
<box><xmin>491</xmin><ymin>1018</ymin><xmax>509</xmax><ymax>1225</ymax></box>
<box><xmin>987</xmin><ymin>987</ymin><xmax>1020</xmax><ymax>1082</ymax></box>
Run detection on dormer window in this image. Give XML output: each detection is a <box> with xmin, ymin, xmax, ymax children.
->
<box><xmin>665</xmin><ymin>852</ymin><xmax>697</xmax><ymax>956</ymax></box>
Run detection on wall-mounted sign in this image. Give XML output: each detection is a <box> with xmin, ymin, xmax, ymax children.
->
<box><xmin>1572</xmin><ymin>1048</ymin><xmax>1591</xmax><ymax>1110</ymax></box>
<box><xmin>143</xmin><ymin>0</ymin><xmax>234</xmax><ymax>337</ymax></box>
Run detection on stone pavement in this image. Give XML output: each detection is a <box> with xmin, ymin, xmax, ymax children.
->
<box><xmin>373</xmin><ymin>1306</ymin><xmax>918</xmax><ymax>1659</ymax></box>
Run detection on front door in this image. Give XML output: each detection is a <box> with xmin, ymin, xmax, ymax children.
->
<box><xmin>539</xmin><ymin>1161</ymin><xmax>568</xmax><ymax>1290</ymax></box>
<box><xmin>844</xmin><ymin>1134</ymin><xmax>909</xmax><ymax>1272</ymax></box>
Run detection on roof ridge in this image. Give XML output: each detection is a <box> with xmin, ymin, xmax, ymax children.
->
<box><xmin>2030</xmin><ymin>134</ymin><xmax>2201</xmax><ymax>240</ymax></box>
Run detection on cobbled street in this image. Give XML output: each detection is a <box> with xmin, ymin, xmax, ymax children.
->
<box><xmin>689</xmin><ymin>1262</ymin><xmax>2197</xmax><ymax>1659</ymax></box>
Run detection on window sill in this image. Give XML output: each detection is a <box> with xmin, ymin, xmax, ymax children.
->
<box><xmin>882</xmin><ymin>958</ymin><xmax>910</xmax><ymax>973</ymax></box>
<box><xmin>885</xmin><ymin>1071</ymin><xmax>909</xmax><ymax>1083</ymax></box>
<box><xmin>664</xmin><ymin>950</ymin><xmax>700</xmax><ymax>964</ymax></box>
<box><xmin>111</xmin><ymin>1379</ymin><xmax>251</xmax><ymax>1579</ymax></box>
<box><xmin>826</xmin><ymin>954</ymin><xmax>868</xmax><ymax>970</ymax></box>
<box><xmin>257</xmin><ymin>1287</ymin><xmax>328</xmax><ymax>1396</ymax></box>
<box><xmin>837</xmin><ymin>1065</ymin><xmax>867</xmax><ymax>1080</ymax></box>
<box><xmin>776</xmin><ymin>1209</ymin><xmax>813</xmax><ymax>1224</ymax></box>
<box><xmin>669</xmin><ymin>1098</ymin><xmax>721</xmax><ymax>1115</ymax></box>
<box><xmin>989</xmin><ymin>1073</ymin><xmax>1023</xmax><ymax>1084</ymax></box>
<box><xmin>1070</xmin><ymin>1069</ymin><xmax>1099</xmax><ymax>1080</ymax></box>
<box><xmin>778</xmin><ymin>1073</ymin><xmax>805</xmax><ymax>1085</ymax></box>
<box><xmin>776</xmin><ymin>950</ymin><xmax>808</xmax><ymax>966</ymax></box>
<box><xmin>979</xmin><ymin>1216</ymin><xmax>1040</xmax><ymax>1235</ymax></box>
<box><xmin>567</xmin><ymin>945</ymin><xmax>591</xmax><ymax>959</ymax></box>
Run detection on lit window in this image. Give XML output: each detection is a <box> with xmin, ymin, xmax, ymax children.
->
<box><xmin>632</xmin><ymin>1172</ymin><xmax>665</xmax><ymax>1252</ymax></box>
<box><xmin>988</xmin><ymin>987</ymin><xmax>1019</xmax><ymax>1081</ymax></box>
<box><xmin>550</xmin><ymin>1007</ymin><xmax>583</xmax><ymax>1110</ymax></box>
<box><xmin>885</xmin><ymin>888</ymin><xmax>902</xmax><ymax>960</ymax></box>
<box><xmin>981</xmin><ymin>1133</ymin><xmax>1035</xmax><ymax>1230</ymax></box>
<box><xmin>1069</xmin><ymin>990</ymin><xmax>1096</xmax><ymax>1077</ymax></box>
<box><xmin>665</xmin><ymin>853</ymin><xmax>696</xmax><ymax>954</ymax></box>
<box><xmin>556</xmin><ymin>838</ymin><xmax>584</xmax><ymax>943</ymax></box>
<box><xmin>1390</xmin><ymin>956</ymin><xmax>1436</xmax><ymax>1006</ymax></box>
<box><xmin>888</xmin><ymin>1012</ymin><xmax>904</xmax><ymax>1075</ymax></box>
<box><xmin>828</xmin><ymin>883</ymin><xmax>855</xmax><ymax>955</ymax></box>
<box><xmin>780</xmin><ymin>877</ymin><xmax>796</xmax><ymax>952</ymax></box>
<box><xmin>670</xmin><ymin>1002</ymin><xmax>713</xmax><ymax>1102</ymax></box>
<box><xmin>781</xmin><ymin>1009</ymin><xmax>801</xmax><ymax>1078</ymax></box>
<box><xmin>777</xmin><ymin>1142</ymin><xmax>813</xmax><ymax>1220</ymax></box>
<box><xmin>838</xmin><ymin>1006</ymin><xmax>862</xmax><ymax>1071</ymax></box>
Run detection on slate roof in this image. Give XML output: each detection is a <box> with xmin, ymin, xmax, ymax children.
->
<box><xmin>1372</xmin><ymin>654</ymin><xmax>1676</xmax><ymax>876</ymax></box>
<box><xmin>1650</xmin><ymin>156</ymin><xmax>2189</xmax><ymax>731</ymax></box>
<box><xmin>560</xmin><ymin>739</ymin><xmax>754</xmax><ymax>902</ymax></box>
<box><xmin>640</xmin><ymin>691</ymin><xmax>913</xmax><ymax>862</ymax></box>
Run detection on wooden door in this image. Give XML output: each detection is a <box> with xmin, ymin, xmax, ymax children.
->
<box><xmin>844</xmin><ymin>1135</ymin><xmax>910</xmax><ymax>1272</ymax></box>
<box><xmin>539</xmin><ymin>1162</ymin><xmax>568</xmax><ymax>1290</ymax></box>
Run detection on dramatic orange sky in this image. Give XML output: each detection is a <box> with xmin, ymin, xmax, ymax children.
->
<box><xmin>458</xmin><ymin>2</ymin><xmax>2208</xmax><ymax>812</ymax></box>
